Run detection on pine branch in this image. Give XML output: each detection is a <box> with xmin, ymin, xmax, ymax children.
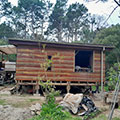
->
<box><xmin>114</xmin><ymin>0</ymin><xmax>120</xmax><ymax>6</ymax></box>
<box><xmin>103</xmin><ymin>5</ymin><xmax>118</xmax><ymax>25</ymax></box>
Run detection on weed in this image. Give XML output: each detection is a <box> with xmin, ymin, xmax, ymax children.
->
<box><xmin>0</xmin><ymin>99</ymin><xmax>6</xmax><ymax>105</ymax></box>
<box><xmin>83</xmin><ymin>110</ymin><xmax>101</xmax><ymax>120</ymax></box>
<box><xmin>113</xmin><ymin>118</ymin><xmax>120</xmax><ymax>120</ymax></box>
<box><xmin>91</xmin><ymin>114</ymin><xmax>107</xmax><ymax>120</ymax></box>
<box><xmin>29</xmin><ymin>99</ymin><xmax>40</xmax><ymax>102</ymax></box>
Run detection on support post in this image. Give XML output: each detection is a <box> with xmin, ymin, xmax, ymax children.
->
<box><xmin>35</xmin><ymin>81</ymin><xmax>39</xmax><ymax>94</ymax></box>
<box><xmin>16</xmin><ymin>81</ymin><xmax>20</xmax><ymax>94</ymax></box>
<box><xmin>101</xmin><ymin>47</ymin><xmax>105</xmax><ymax>94</ymax></box>
<box><xmin>66</xmin><ymin>82</ymin><xmax>71</xmax><ymax>93</ymax></box>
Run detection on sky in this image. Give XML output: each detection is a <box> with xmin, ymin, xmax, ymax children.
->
<box><xmin>7</xmin><ymin>0</ymin><xmax>120</xmax><ymax>25</ymax></box>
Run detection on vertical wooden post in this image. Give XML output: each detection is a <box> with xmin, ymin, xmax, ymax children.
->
<box><xmin>36</xmin><ymin>80</ymin><xmax>39</xmax><ymax>94</ymax></box>
<box><xmin>101</xmin><ymin>47</ymin><xmax>105</xmax><ymax>94</ymax></box>
<box><xmin>16</xmin><ymin>81</ymin><xmax>19</xmax><ymax>94</ymax></box>
<box><xmin>67</xmin><ymin>82</ymin><xmax>71</xmax><ymax>93</ymax></box>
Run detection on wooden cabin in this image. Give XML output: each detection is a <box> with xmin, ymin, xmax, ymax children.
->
<box><xmin>9</xmin><ymin>39</ymin><xmax>113</xmax><ymax>93</ymax></box>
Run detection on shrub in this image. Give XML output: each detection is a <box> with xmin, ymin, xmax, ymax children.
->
<box><xmin>107</xmin><ymin>63</ymin><xmax>120</xmax><ymax>90</ymax></box>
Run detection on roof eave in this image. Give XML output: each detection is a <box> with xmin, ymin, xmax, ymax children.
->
<box><xmin>9</xmin><ymin>38</ymin><xmax>114</xmax><ymax>51</ymax></box>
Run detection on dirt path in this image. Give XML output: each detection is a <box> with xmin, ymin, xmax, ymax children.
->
<box><xmin>0</xmin><ymin>86</ymin><xmax>120</xmax><ymax>120</ymax></box>
<box><xmin>92</xmin><ymin>95</ymin><xmax>120</xmax><ymax>119</ymax></box>
<box><xmin>0</xmin><ymin>105</ymin><xmax>32</xmax><ymax>120</ymax></box>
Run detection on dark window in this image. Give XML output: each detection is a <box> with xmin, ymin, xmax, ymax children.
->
<box><xmin>48</xmin><ymin>55</ymin><xmax>52</xmax><ymax>59</ymax></box>
<box><xmin>47</xmin><ymin>55</ymin><xmax>52</xmax><ymax>71</ymax></box>
<box><xmin>75</xmin><ymin>50</ymin><xmax>93</xmax><ymax>72</ymax></box>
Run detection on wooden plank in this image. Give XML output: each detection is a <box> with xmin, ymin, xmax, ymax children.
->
<box><xmin>17</xmin><ymin>52</ymin><xmax>74</xmax><ymax>58</ymax></box>
<box><xmin>17</xmin><ymin>60</ymin><xmax>74</xmax><ymax>66</ymax></box>
<box><xmin>16</xmin><ymin>65</ymin><xmax>74</xmax><ymax>70</ymax></box>
<box><xmin>16</xmin><ymin>68</ymin><xmax>74</xmax><ymax>72</ymax></box>
<box><xmin>53</xmin><ymin>66</ymin><xmax>73</xmax><ymax>69</ymax></box>
<box><xmin>16</xmin><ymin>70</ymin><xmax>102</xmax><ymax>74</ymax></box>
<box><xmin>17</xmin><ymin>55</ymin><xmax>74</xmax><ymax>61</ymax></box>
<box><xmin>18</xmin><ymin>48</ymin><xmax>74</xmax><ymax>54</ymax></box>
<box><xmin>16</xmin><ymin>77</ymin><xmax>101</xmax><ymax>82</ymax></box>
<box><xmin>17</xmin><ymin>81</ymin><xmax>96</xmax><ymax>86</ymax></box>
<box><xmin>15</xmin><ymin>75</ymin><xmax>102</xmax><ymax>80</ymax></box>
<box><xmin>16</xmin><ymin>62</ymin><xmax>74</xmax><ymax>68</ymax></box>
<box><xmin>17</xmin><ymin>51</ymin><xmax>74</xmax><ymax>57</ymax></box>
<box><xmin>15</xmin><ymin>72</ymin><xmax>103</xmax><ymax>77</ymax></box>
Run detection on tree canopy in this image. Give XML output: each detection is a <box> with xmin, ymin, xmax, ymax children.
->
<box><xmin>0</xmin><ymin>0</ymin><xmax>106</xmax><ymax>43</ymax></box>
<box><xmin>93</xmin><ymin>24</ymin><xmax>120</xmax><ymax>67</ymax></box>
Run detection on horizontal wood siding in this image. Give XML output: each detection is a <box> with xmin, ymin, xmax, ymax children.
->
<box><xmin>15</xmin><ymin>46</ymin><xmax>105</xmax><ymax>84</ymax></box>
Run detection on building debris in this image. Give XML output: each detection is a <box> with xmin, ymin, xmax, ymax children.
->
<box><xmin>59</xmin><ymin>93</ymin><xmax>98</xmax><ymax>116</ymax></box>
<box><xmin>60</xmin><ymin>93</ymin><xmax>83</xmax><ymax>114</ymax></box>
<box><xmin>78</xmin><ymin>96</ymin><xmax>98</xmax><ymax>116</ymax></box>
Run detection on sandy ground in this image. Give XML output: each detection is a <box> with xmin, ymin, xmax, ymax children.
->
<box><xmin>0</xmin><ymin>86</ymin><xmax>120</xmax><ymax>120</ymax></box>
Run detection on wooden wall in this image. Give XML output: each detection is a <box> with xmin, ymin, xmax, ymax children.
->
<box><xmin>15</xmin><ymin>45</ymin><xmax>105</xmax><ymax>84</ymax></box>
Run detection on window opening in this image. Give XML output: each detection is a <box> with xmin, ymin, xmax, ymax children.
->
<box><xmin>75</xmin><ymin>50</ymin><xmax>93</xmax><ymax>72</ymax></box>
<box><xmin>47</xmin><ymin>55</ymin><xmax>52</xmax><ymax>71</ymax></box>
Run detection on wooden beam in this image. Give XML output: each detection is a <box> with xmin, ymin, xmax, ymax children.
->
<box><xmin>18</xmin><ymin>82</ymin><xmax>96</xmax><ymax>86</ymax></box>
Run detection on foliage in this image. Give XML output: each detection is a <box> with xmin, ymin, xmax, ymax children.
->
<box><xmin>106</xmin><ymin>63</ymin><xmax>120</xmax><ymax>90</ymax></box>
<box><xmin>0</xmin><ymin>99</ymin><xmax>6</xmax><ymax>105</ymax></box>
<box><xmin>113</xmin><ymin>118</ymin><xmax>120</xmax><ymax>120</ymax></box>
<box><xmin>46</xmin><ymin>1</ymin><xmax>90</xmax><ymax>42</ymax></box>
<box><xmin>1</xmin><ymin>0</ymin><xmax>53</xmax><ymax>39</ymax></box>
<box><xmin>93</xmin><ymin>24</ymin><xmax>120</xmax><ymax>68</ymax></box>
<box><xmin>0</xmin><ymin>39</ymin><xmax>8</xmax><ymax>45</ymax></box>
<box><xmin>0</xmin><ymin>22</ymin><xmax>16</xmax><ymax>39</ymax></box>
<box><xmin>91</xmin><ymin>114</ymin><xmax>107</xmax><ymax>120</ymax></box>
<box><xmin>39</xmin><ymin>80</ymin><xmax>60</xmax><ymax>102</ymax></box>
<box><xmin>16</xmin><ymin>0</ymin><xmax>52</xmax><ymax>39</ymax></box>
<box><xmin>0</xmin><ymin>0</ymin><xmax>12</xmax><ymax>18</ymax></box>
<box><xmin>65</xmin><ymin>2</ymin><xmax>89</xmax><ymax>42</ymax></box>
<box><xmin>29</xmin><ymin>110</ymin><xmax>82</xmax><ymax>120</ymax></box>
<box><xmin>46</xmin><ymin>0</ymin><xmax>68</xmax><ymax>41</ymax></box>
<box><xmin>83</xmin><ymin>110</ymin><xmax>101</xmax><ymax>120</ymax></box>
<box><xmin>1</xmin><ymin>0</ymin><xmax>110</xmax><ymax>43</ymax></box>
<box><xmin>36</xmin><ymin>100</ymin><xmax>66</xmax><ymax>120</ymax></box>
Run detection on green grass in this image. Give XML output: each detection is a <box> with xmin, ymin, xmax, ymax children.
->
<box><xmin>91</xmin><ymin>114</ymin><xmax>120</xmax><ymax>120</ymax></box>
<box><xmin>11</xmin><ymin>99</ymin><xmax>40</xmax><ymax>108</ymax></box>
<box><xmin>113</xmin><ymin>118</ymin><xmax>120</xmax><ymax>120</ymax></box>
<box><xmin>92</xmin><ymin>85</ymin><xmax>109</xmax><ymax>92</ymax></box>
<box><xmin>29</xmin><ymin>98</ymin><xmax>40</xmax><ymax>102</ymax></box>
<box><xmin>28</xmin><ymin>111</ymin><xmax>120</xmax><ymax>120</ymax></box>
<box><xmin>0</xmin><ymin>99</ymin><xmax>6</xmax><ymax>105</ymax></box>
<box><xmin>11</xmin><ymin>101</ymin><xmax>30</xmax><ymax>108</ymax></box>
<box><xmin>28</xmin><ymin>111</ymin><xmax>82</xmax><ymax>120</ymax></box>
<box><xmin>91</xmin><ymin>114</ymin><xmax>107</xmax><ymax>120</ymax></box>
